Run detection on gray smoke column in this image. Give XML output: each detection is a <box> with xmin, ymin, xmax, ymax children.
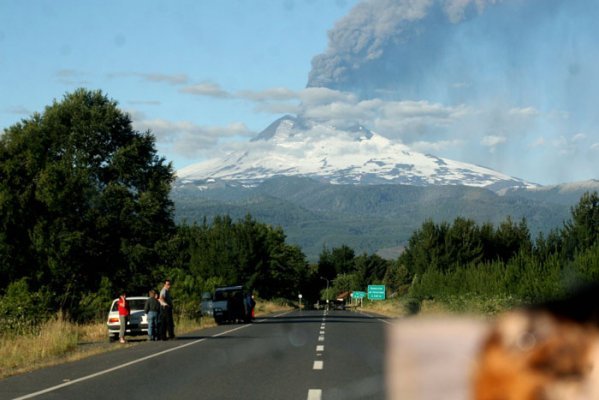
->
<box><xmin>306</xmin><ymin>0</ymin><xmax>585</xmax><ymax>102</ymax></box>
<box><xmin>307</xmin><ymin>0</ymin><xmax>502</xmax><ymax>95</ymax></box>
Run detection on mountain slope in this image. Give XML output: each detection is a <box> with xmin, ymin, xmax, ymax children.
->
<box><xmin>177</xmin><ymin>116</ymin><xmax>536</xmax><ymax>191</ymax></box>
<box><xmin>172</xmin><ymin>176</ymin><xmax>571</xmax><ymax>261</ymax></box>
<box><xmin>500</xmin><ymin>180</ymin><xmax>599</xmax><ymax>205</ymax></box>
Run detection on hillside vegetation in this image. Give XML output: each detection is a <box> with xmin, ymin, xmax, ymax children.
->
<box><xmin>172</xmin><ymin>177</ymin><xmax>575</xmax><ymax>260</ymax></box>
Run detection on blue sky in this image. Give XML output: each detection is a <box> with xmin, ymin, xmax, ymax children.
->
<box><xmin>1</xmin><ymin>0</ymin><xmax>598</xmax><ymax>186</ymax></box>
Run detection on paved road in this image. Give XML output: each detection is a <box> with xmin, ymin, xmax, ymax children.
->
<box><xmin>0</xmin><ymin>309</ymin><xmax>389</xmax><ymax>400</ymax></box>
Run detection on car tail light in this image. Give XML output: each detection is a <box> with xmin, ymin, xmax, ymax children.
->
<box><xmin>108</xmin><ymin>318</ymin><xmax>119</xmax><ymax>323</ymax></box>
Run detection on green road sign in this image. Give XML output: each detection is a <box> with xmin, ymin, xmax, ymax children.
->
<box><xmin>352</xmin><ymin>291</ymin><xmax>366</xmax><ymax>299</ymax></box>
<box><xmin>367</xmin><ymin>285</ymin><xmax>385</xmax><ymax>300</ymax></box>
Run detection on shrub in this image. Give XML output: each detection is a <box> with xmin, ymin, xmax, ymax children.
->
<box><xmin>0</xmin><ymin>279</ymin><xmax>52</xmax><ymax>336</ymax></box>
<box><xmin>403</xmin><ymin>298</ymin><xmax>421</xmax><ymax>315</ymax></box>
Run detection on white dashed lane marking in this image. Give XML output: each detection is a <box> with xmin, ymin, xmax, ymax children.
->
<box><xmin>307</xmin><ymin>311</ymin><xmax>327</xmax><ymax>400</ymax></box>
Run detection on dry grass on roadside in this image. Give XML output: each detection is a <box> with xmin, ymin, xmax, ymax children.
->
<box><xmin>176</xmin><ymin>315</ymin><xmax>217</xmax><ymax>332</ymax></box>
<box><xmin>255</xmin><ymin>299</ymin><xmax>292</xmax><ymax>316</ymax></box>
<box><xmin>77</xmin><ymin>321</ymin><xmax>108</xmax><ymax>343</ymax></box>
<box><xmin>358</xmin><ymin>300</ymin><xmax>405</xmax><ymax>318</ymax></box>
<box><xmin>0</xmin><ymin>300</ymin><xmax>293</xmax><ymax>380</ymax></box>
<box><xmin>0</xmin><ymin>314</ymin><xmax>78</xmax><ymax>379</ymax></box>
<box><xmin>357</xmin><ymin>298</ymin><xmax>452</xmax><ymax>318</ymax></box>
<box><xmin>0</xmin><ymin>314</ymin><xmax>125</xmax><ymax>380</ymax></box>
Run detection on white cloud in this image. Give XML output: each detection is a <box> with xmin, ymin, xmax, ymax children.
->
<box><xmin>179</xmin><ymin>82</ymin><xmax>231</xmax><ymax>98</ymax></box>
<box><xmin>108</xmin><ymin>72</ymin><xmax>189</xmax><ymax>85</ymax></box>
<box><xmin>382</xmin><ymin>100</ymin><xmax>467</xmax><ymax>120</ymax></box>
<box><xmin>299</xmin><ymin>87</ymin><xmax>358</xmax><ymax>105</ymax></box>
<box><xmin>451</xmin><ymin>81</ymin><xmax>471</xmax><ymax>89</ymax></box>
<box><xmin>252</xmin><ymin>101</ymin><xmax>300</xmax><ymax>115</ymax></box>
<box><xmin>529</xmin><ymin>137</ymin><xmax>545</xmax><ymax>148</ymax></box>
<box><xmin>56</xmin><ymin>69</ymin><xmax>82</xmax><ymax>78</ymax></box>
<box><xmin>481</xmin><ymin>135</ymin><xmax>506</xmax><ymax>147</ymax></box>
<box><xmin>591</xmin><ymin>143</ymin><xmax>599</xmax><ymax>151</ymax></box>
<box><xmin>142</xmin><ymin>73</ymin><xmax>189</xmax><ymax>85</ymax></box>
<box><xmin>411</xmin><ymin>139</ymin><xmax>465</xmax><ymax>153</ymax></box>
<box><xmin>301</xmin><ymin>101</ymin><xmax>373</xmax><ymax>121</ymax></box>
<box><xmin>508</xmin><ymin>107</ymin><xmax>539</xmax><ymax>117</ymax></box>
<box><xmin>55</xmin><ymin>69</ymin><xmax>89</xmax><ymax>85</ymax></box>
<box><xmin>552</xmin><ymin>136</ymin><xmax>576</xmax><ymax>156</ymax></box>
<box><xmin>172</xmin><ymin>122</ymin><xmax>252</xmax><ymax>158</ymax></box>
<box><xmin>5</xmin><ymin>105</ymin><xmax>31</xmax><ymax>115</ymax></box>
<box><xmin>572</xmin><ymin>132</ymin><xmax>587</xmax><ymax>142</ymax></box>
<box><xmin>131</xmin><ymin>113</ymin><xmax>253</xmax><ymax>158</ymax></box>
<box><xmin>238</xmin><ymin>87</ymin><xmax>297</xmax><ymax>102</ymax></box>
<box><xmin>127</xmin><ymin>100</ymin><xmax>161</xmax><ymax>106</ymax></box>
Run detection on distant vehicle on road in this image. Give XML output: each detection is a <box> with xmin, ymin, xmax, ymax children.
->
<box><xmin>212</xmin><ymin>285</ymin><xmax>252</xmax><ymax>324</ymax></box>
<box><xmin>333</xmin><ymin>299</ymin><xmax>346</xmax><ymax>310</ymax></box>
<box><xmin>106</xmin><ymin>296</ymin><xmax>149</xmax><ymax>342</ymax></box>
<box><xmin>200</xmin><ymin>291</ymin><xmax>214</xmax><ymax>317</ymax></box>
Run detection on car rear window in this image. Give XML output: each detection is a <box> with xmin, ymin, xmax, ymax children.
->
<box><xmin>110</xmin><ymin>298</ymin><xmax>148</xmax><ymax>311</ymax></box>
<box><xmin>129</xmin><ymin>299</ymin><xmax>147</xmax><ymax>310</ymax></box>
<box><xmin>214</xmin><ymin>290</ymin><xmax>242</xmax><ymax>301</ymax></box>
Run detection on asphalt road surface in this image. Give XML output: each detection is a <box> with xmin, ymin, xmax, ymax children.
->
<box><xmin>0</xmin><ymin>309</ymin><xmax>390</xmax><ymax>400</ymax></box>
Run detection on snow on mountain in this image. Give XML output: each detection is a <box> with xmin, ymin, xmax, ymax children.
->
<box><xmin>176</xmin><ymin>115</ymin><xmax>538</xmax><ymax>191</ymax></box>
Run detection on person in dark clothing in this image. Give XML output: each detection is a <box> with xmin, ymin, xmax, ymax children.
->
<box><xmin>144</xmin><ymin>289</ymin><xmax>161</xmax><ymax>341</ymax></box>
<box><xmin>245</xmin><ymin>293</ymin><xmax>256</xmax><ymax>321</ymax></box>
<box><xmin>159</xmin><ymin>279</ymin><xmax>175</xmax><ymax>340</ymax></box>
<box><xmin>154</xmin><ymin>291</ymin><xmax>162</xmax><ymax>338</ymax></box>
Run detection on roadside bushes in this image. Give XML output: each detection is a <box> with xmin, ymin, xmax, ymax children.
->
<box><xmin>0</xmin><ymin>279</ymin><xmax>53</xmax><ymax>336</ymax></box>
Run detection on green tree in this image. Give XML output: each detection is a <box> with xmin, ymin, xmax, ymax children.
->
<box><xmin>331</xmin><ymin>273</ymin><xmax>357</xmax><ymax>297</ymax></box>
<box><xmin>0</xmin><ymin>89</ymin><xmax>175</xmax><ymax>312</ymax></box>
<box><xmin>446</xmin><ymin>217</ymin><xmax>483</xmax><ymax>267</ymax></box>
<box><xmin>384</xmin><ymin>261</ymin><xmax>412</xmax><ymax>295</ymax></box>
<box><xmin>563</xmin><ymin>191</ymin><xmax>599</xmax><ymax>255</ymax></box>
<box><xmin>331</xmin><ymin>245</ymin><xmax>355</xmax><ymax>275</ymax></box>
<box><xmin>400</xmin><ymin>219</ymin><xmax>448</xmax><ymax>275</ymax></box>
<box><xmin>317</xmin><ymin>246</ymin><xmax>336</xmax><ymax>281</ymax></box>
<box><xmin>354</xmin><ymin>253</ymin><xmax>389</xmax><ymax>289</ymax></box>
<box><xmin>253</xmin><ymin>227</ymin><xmax>307</xmax><ymax>299</ymax></box>
<box><xmin>180</xmin><ymin>215</ymin><xmax>308</xmax><ymax>300</ymax></box>
<box><xmin>494</xmin><ymin>217</ymin><xmax>532</xmax><ymax>262</ymax></box>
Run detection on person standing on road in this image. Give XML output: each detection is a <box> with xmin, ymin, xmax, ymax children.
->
<box><xmin>144</xmin><ymin>289</ymin><xmax>161</xmax><ymax>341</ymax></box>
<box><xmin>117</xmin><ymin>291</ymin><xmax>130</xmax><ymax>344</ymax></box>
<box><xmin>159</xmin><ymin>279</ymin><xmax>175</xmax><ymax>340</ymax></box>
<box><xmin>245</xmin><ymin>292</ymin><xmax>256</xmax><ymax>321</ymax></box>
<box><xmin>154</xmin><ymin>290</ymin><xmax>162</xmax><ymax>339</ymax></box>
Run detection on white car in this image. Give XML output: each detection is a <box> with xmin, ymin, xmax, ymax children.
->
<box><xmin>106</xmin><ymin>296</ymin><xmax>149</xmax><ymax>341</ymax></box>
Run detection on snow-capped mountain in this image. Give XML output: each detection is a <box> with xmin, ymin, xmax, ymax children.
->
<box><xmin>176</xmin><ymin>115</ymin><xmax>537</xmax><ymax>191</ymax></box>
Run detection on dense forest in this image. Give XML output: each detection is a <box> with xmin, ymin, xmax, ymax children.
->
<box><xmin>401</xmin><ymin>191</ymin><xmax>599</xmax><ymax>311</ymax></box>
<box><xmin>1</xmin><ymin>89</ymin><xmax>598</xmax><ymax>332</ymax></box>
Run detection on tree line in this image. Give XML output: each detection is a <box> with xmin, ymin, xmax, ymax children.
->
<box><xmin>400</xmin><ymin>191</ymin><xmax>599</xmax><ymax>310</ymax></box>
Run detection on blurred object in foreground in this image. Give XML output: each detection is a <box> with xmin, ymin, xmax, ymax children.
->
<box><xmin>475</xmin><ymin>284</ymin><xmax>599</xmax><ymax>400</ymax></box>
<box><xmin>387</xmin><ymin>285</ymin><xmax>599</xmax><ymax>399</ymax></box>
<box><xmin>386</xmin><ymin>317</ymin><xmax>489</xmax><ymax>400</ymax></box>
